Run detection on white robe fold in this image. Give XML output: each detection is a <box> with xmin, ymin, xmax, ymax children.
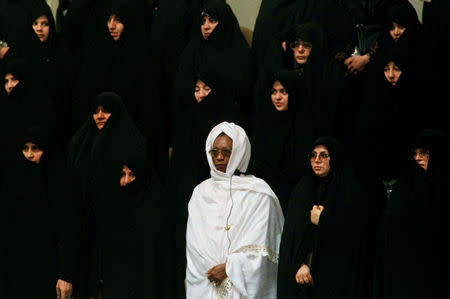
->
<box><xmin>186</xmin><ymin>122</ymin><xmax>284</xmax><ymax>299</ymax></box>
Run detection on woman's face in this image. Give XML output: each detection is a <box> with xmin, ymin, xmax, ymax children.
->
<box><xmin>390</xmin><ymin>22</ymin><xmax>406</xmax><ymax>43</ymax></box>
<box><xmin>32</xmin><ymin>15</ymin><xmax>50</xmax><ymax>42</ymax></box>
<box><xmin>194</xmin><ymin>79</ymin><xmax>211</xmax><ymax>103</ymax></box>
<box><xmin>310</xmin><ymin>145</ymin><xmax>331</xmax><ymax>178</ymax></box>
<box><xmin>107</xmin><ymin>14</ymin><xmax>124</xmax><ymax>41</ymax></box>
<box><xmin>209</xmin><ymin>134</ymin><xmax>233</xmax><ymax>173</ymax></box>
<box><xmin>4</xmin><ymin>73</ymin><xmax>19</xmax><ymax>95</ymax></box>
<box><xmin>290</xmin><ymin>40</ymin><xmax>312</xmax><ymax>64</ymax></box>
<box><xmin>271</xmin><ymin>80</ymin><xmax>289</xmax><ymax>111</ymax></box>
<box><xmin>201</xmin><ymin>15</ymin><xmax>219</xmax><ymax>39</ymax></box>
<box><xmin>120</xmin><ymin>164</ymin><xmax>136</xmax><ymax>186</ymax></box>
<box><xmin>410</xmin><ymin>148</ymin><xmax>430</xmax><ymax>171</ymax></box>
<box><xmin>92</xmin><ymin>105</ymin><xmax>112</xmax><ymax>130</ymax></box>
<box><xmin>384</xmin><ymin>61</ymin><xmax>402</xmax><ymax>85</ymax></box>
<box><xmin>22</xmin><ymin>142</ymin><xmax>44</xmax><ymax>163</ymax></box>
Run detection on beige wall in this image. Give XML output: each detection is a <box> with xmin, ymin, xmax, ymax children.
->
<box><xmin>46</xmin><ymin>0</ymin><xmax>58</xmax><ymax>20</ymax></box>
<box><xmin>227</xmin><ymin>0</ymin><xmax>262</xmax><ymax>47</ymax></box>
<box><xmin>408</xmin><ymin>0</ymin><xmax>424</xmax><ymax>23</ymax></box>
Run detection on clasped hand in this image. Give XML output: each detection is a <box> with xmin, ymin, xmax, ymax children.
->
<box><xmin>310</xmin><ymin>205</ymin><xmax>324</xmax><ymax>225</ymax></box>
<box><xmin>206</xmin><ymin>263</ymin><xmax>227</xmax><ymax>287</ymax></box>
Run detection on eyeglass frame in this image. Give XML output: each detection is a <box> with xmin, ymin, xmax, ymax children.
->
<box><xmin>308</xmin><ymin>152</ymin><xmax>330</xmax><ymax>162</ymax></box>
<box><xmin>408</xmin><ymin>149</ymin><xmax>430</xmax><ymax>160</ymax></box>
<box><xmin>290</xmin><ymin>39</ymin><xmax>313</xmax><ymax>50</ymax></box>
<box><xmin>209</xmin><ymin>148</ymin><xmax>232</xmax><ymax>158</ymax></box>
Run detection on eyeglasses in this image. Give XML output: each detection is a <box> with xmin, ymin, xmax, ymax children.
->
<box><xmin>290</xmin><ymin>40</ymin><xmax>312</xmax><ymax>50</ymax></box>
<box><xmin>209</xmin><ymin>148</ymin><xmax>232</xmax><ymax>158</ymax></box>
<box><xmin>308</xmin><ymin>152</ymin><xmax>330</xmax><ymax>162</ymax></box>
<box><xmin>409</xmin><ymin>149</ymin><xmax>430</xmax><ymax>160</ymax></box>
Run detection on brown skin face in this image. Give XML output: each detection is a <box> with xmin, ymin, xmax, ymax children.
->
<box><xmin>210</xmin><ymin>135</ymin><xmax>233</xmax><ymax>173</ymax></box>
<box><xmin>92</xmin><ymin>105</ymin><xmax>112</xmax><ymax>130</ymax></box>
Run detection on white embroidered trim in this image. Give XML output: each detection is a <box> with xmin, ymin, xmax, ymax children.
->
<box><xmin>237</xmin><ymin>244</ymin><xmax>279</xmax><ymax>264</ymax></box>
<box><xmin>214</xmin><ymin>245</ymin><xmax>279</xmax><ymax>298</ymax></box>
<box><xmin>215</xmin><ymin>277</ymin><xmax>233</xmax><ymax>299</ymax></box>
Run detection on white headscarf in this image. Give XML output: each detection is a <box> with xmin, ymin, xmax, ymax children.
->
<box><xmin>204</xmin><ymin>121</ymin><xmax>276</xmax><ymax>197</ymax></box>
<box><xmin>186</xmin><ymin>121</ymin><xmax>284</xmax><ymax>298</ymax></box>
<box><xmin>205</xmin><ymin>121</ymin><xmax>250</xmax><ymax>179</ymax></box>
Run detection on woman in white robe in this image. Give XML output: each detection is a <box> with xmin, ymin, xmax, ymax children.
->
<box><xmin>186</xmin><ymin>121</ymin><xmax>284</xmax><ymax>299</ymax></box>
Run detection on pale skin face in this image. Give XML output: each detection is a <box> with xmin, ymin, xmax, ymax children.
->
<box><xmin>310</xmin><ymin>145</ymin><xmax>331</xmax><ymax>178</ymax></box>
<box><xmin>271</xmin><ymin>80</ymin><xmax>289</xmax><ymax>111</ymax></box>
<box><xmin>120</xmin><ymin>164</ymin><xmax>136</xmax><ymax>187</ymax></box>
<box><xmin>32</xmin><ymin>15</ymin><xmax>50</xmax><ymax>42</ymax></box>
<box><xmin>4</xmin><ymin>73</ymin><xmax>19</xmax><ymax>95</ymax></box>
<box><xmin>411</xmin><ymin>148</ymin><xmax>430</xmax><ymax>171</ymax></box>
<box><xmin>209</xmin><ymin>134</ymin><xmax>233</xmax><ymax>173</ymax></box>
<box><xmin>92</xmin><ymin>105</ymin><xmax>112</xmax><ymax>130</ymax></box>
<box><xmin>194</xmin><ymin>79</ymin><xmax>211</xmax><ymax>103</ymax></box>
<box><xmin>201</xmin><ymin>15</ymin><xmax>219</xmax><ymax>39</ymax></box>
<box><xmin>290</xmin><ymin>40</ymin><xmax>312</xmax><ymax>64</ymax></box>
<box><xmin>384</xmin><ymin>61</ymin><xmax>402</xmax><ymax>86</ymax></box>
<box><xmin>390</xmin><ymin>22</ymin><xmax>406</xmax><ymax>43</ymax></box>
<box><xmin>22</xmin><ymin>142</ymin><xmax>44</xmax><ymax>163</ymax></box>
<box><xmin>107</xmin><ymin>14</ymin><xmax>124</xmax><ymax>41</ymax></box>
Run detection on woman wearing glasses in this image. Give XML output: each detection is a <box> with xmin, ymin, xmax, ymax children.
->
<box><xmin>372</xmin><ymin>128</ymin><xmax>450</xmax><ymax>299</ymax></box>
<box><xmin>277</xmin><ymin>136</ymin><xmax>373</xmax><ymax>299</ymax></box>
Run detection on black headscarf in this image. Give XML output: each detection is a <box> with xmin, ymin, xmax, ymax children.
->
<box><xmin>174</xmin><ymin>0</ymin><xmax>255</xmax><ymax>130</ymax></box>
<box><xmin>0</xmin><ymin>58</ymin><xmax>58</xmax><ymax>176</ymax></box>
<box><xmin>68</xmin><ymin>91</ymin><xmax>147</xmax><ymax>184</ymax></box>
<box><xmin>352</xmin><ymin>44</ymin><xmax>420</xmax><ymax>182</ymax></box>
<box><xmin>278</xmin><ymin>135</ymin><xmax>372</xmax><ymax>298</ymax></box>
<box><xmin>373</xmin><ymin>128</ymin><xmax>449</xmax><ymax>298</ymax></box>
<box><xmin>70</xmin><ymin>0</ymin><xmax>152</xmax><ymax>131</ymax></box>
<box><xmin>0</xmin><ymin>124</ymin><xmax>79</xmax><ymax>297</ymax></box>
<box><xmin>255</xmin><ymin>22</ymin><xmax>327</xmax><ymax>135</ymax></box>
<box><xmin>68</xmin><ymin>91</ymin><xmax>148</xmax><ymax>298</ymax></box>
<box><xmin>88</xmin><ymin>136</ymin><xmax>173</xmax><ymax>298</ymax></box>
<box><xmin>249</xmin><ymin>69</ymin><xmax>315</xmax><ymax>213</ymax></box>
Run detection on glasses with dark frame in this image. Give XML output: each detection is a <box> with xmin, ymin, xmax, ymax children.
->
<box><xmin>209</xmin><ymin>148</ymin><xmax>232</xmax><ymax>158</ymax></box>
<box><xmin>308</xmin><ymin>152</ymin><xmax>330</xmax><ymax>162</ymax></box>
<box><xmin>408</xmin><ymin>149</ymin><xmax>430</xmax><ymax>160</ymax></box>
<box><xmin>290</xmin><ymin>40</ymin><xmax>312</xmax><ymax>50</ymax></box>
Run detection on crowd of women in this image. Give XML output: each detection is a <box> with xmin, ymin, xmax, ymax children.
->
<box><xmin>0</xmin><ymin>0</ymin><xmax>449</xmax><ymax>298</ymax></box>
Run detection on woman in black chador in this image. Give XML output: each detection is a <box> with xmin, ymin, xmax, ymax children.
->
<box><xmin>254</xmin><ymin>22</ymin><xmax>330</xmax><ymax>135</ymax></box>
<box><xmin>0</xmin><ymin>58</ymin><xmax>57</xmax><ymax>179</ymax></box>
<box><xmin>173</xmin><ymin>0</ymin><xmax>255</xmax><ymax>132</ymax></box>
<box><xmin>67</xmin><ymin>91</ymin><xmax>148</xmax><ymax>299</ymax></box>
<box><xmin>17</xmin><ymin>1</ymin><xmax>72</xmax><ymax>144</ymax></box>
<box><xmin>0</xmin><ymin>125</ymin><xmax>79</xmax><ymax>299</ymax></box>
<box><xmin>70</xmin><ymin>0</ymin><xmax>166</xmax><ymax>179</ymax></box>
<box><xmin>277</xmin><ymin>136</ymin><xmax>373</xmax><ymax>299</ymax></box>
<box><xmin>69</xmin><ymin>0</ymin><xmax>157</xmax><ymax>128</ymax></box>
<box><xmin>372</xmin><ymin>128</ymin><xmax>450</xmax><ymax>299</ymax></box>
<box><xmin>89</xmin><ymin>150</ymin><xmax>173</xmax><ymax>298</ymax></box>
<box><xmin>351</xmin><ymin>44</ymin><xmax>421</xmax><ymax>186</ymax></box>
<box><xmin>248</xmin><ymin>69</ymin><xmax>318</xmax><ymax>213</ymax></box>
